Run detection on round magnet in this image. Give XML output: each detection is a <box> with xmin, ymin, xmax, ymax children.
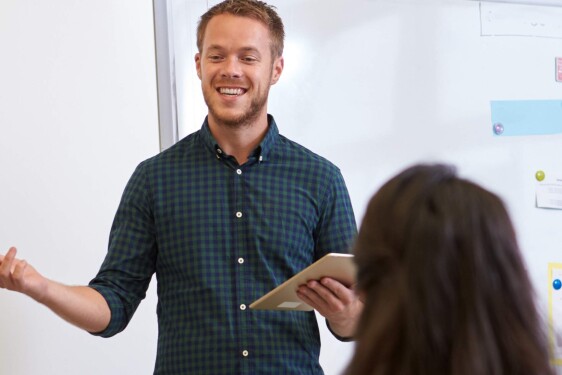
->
<box><xmin>493</xmin><ymin>123</ymin><xmax>504</xmax><ymax>135</ymax></box>
<box><xmin>553</xmin><ymin>279</ymin><xmax>561</xmax><ymax>291</ymax></box>
<box><xmin>535</xmin><ymin>170</ymin><xmax>545</xmax><ymax>182</ymax></box>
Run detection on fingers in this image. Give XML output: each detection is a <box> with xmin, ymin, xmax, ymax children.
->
<box><xmin>320</xmin><ymin>277</ymin><xmax>355</xmax><ymax>304</ymax></box>
<box><xmin>297</xmin><ymin>279</ymin><xmax>339</xmax><ymax>312</ymax></box>
<box><xmin>0</xmin><ymin>247</ymin><xmax>17</xmax><ymax>273</ymax></box>
<box><xmin>0</xmin><ymin>247</ymin><xmax>20</xmax><ymax>290</ymax></box>
<box><xmin>0</xmin><ymin>247</ymin><xmax>17</xmax><ymax>262</ymax></box>
<box><xmin>297</xmin><ymin>277</ymin><xmax>357</xmax><ymax>316</ymax></box>
<box><xmin>13</xmin><ymin>260</ymin><xmax>28</xmax><ymax>281</ymax></box>
<box><xmin>307</xmin><ymin>278</ymin><xmax>352</xmax><ymax>303</ymax></box>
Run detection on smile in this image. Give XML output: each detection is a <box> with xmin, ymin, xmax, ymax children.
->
<box><xmin>218</xmin><ymin>87</ymin><xmax>246</xmax><ymax>96</ymax></box>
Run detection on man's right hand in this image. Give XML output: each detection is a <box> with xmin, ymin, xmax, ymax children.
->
<box><xmin>0</xmin><ymin>246</ymin><xmax>111</xmax><ymax>333</ymax></box>
<box><xmin>0</xmin><ymin>247</ymin><xmax>48</xmax><ymax>301</ymax></box>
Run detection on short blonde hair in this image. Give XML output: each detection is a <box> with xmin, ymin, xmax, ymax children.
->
<box><xmin>196</xmin><ymin>0</ymin><xmax>285</xmax><ymax>59</ymax></box>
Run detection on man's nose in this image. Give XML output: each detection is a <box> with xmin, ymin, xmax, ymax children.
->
<box><xmin>221</xmin><ymin>57</ymin><xmax>243</xmax><ymax>78</ymax></box>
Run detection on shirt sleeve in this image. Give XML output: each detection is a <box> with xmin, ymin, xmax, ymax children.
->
<box><xmin>88</xmin><ymin>161</ymin><xmax>157</xmax><ymax>337</ymax></box>
<box><xmin>314</xmin><ymin>168</ymin><xmax>357</xmax><ymax>260</ymax></box>
<box><xmin>326</xmin><ymin>320</ymin><xmax>354</xmax><ymax>342</ymax></box>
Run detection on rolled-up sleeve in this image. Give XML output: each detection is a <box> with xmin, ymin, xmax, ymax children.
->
<box><xmin>89</xmin><ymin>161</ymin><xmax>157</xmax><ymax>337</ymax></box>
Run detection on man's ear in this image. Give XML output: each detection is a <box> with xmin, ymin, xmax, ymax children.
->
<box><xmin>195</xmin><ymin>53</ymin><xmax>202</xmax><ymax>80</ymax></box>
<box><xmin>270</xmin><ymin>56</ymin><xmax>284</xmax><ymax>85</ymax></box>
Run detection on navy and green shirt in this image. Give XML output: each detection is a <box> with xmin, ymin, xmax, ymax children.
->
<box><xmin>89</xmin><ymin>115</ymin><xmax>357</xmax><ymax>374</ymax></box>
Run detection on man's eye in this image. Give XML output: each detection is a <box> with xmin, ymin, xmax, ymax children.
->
<box><xmin>208</xmin><ymin>55</ymin><xmax>223</xmax><ymax>61</ymax></box>
<box><xmin>241</xmin><ymin>56</ymin><xmax>257</xmax><ymax>63</ymax></box>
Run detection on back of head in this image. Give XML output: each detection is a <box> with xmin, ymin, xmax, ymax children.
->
<box><xmin>347</xmin><ymin>164</ymin><xmax>553</xmax><ymax>375</ymax></box>
<box><xmin>196</xmin><ymin>0</ymin><xmax>285</xmax><ymax>58</ymax></box>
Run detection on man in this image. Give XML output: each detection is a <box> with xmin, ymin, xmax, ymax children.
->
<box><xmin>0</xmin><ymin>1</ymin><xmax>361</xmax><ymax>373</ymax></box>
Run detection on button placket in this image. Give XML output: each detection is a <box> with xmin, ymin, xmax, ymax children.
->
<box><xmin>234</xmin><ymin>161</ymin><xmax>249</xmax><ymax>363</ymax></box>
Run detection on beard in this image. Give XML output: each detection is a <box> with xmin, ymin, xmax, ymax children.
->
<box><xmin>206</xmin><ymin>89</ymin><xmax>269</xmax><ymax>129</ymax></box>
<box><xmin>203</xmin><ymin>66</ymin><xmax>274</xmax><ymax>129</ymax></box>
<box><xmin>204</xmin><ymin>83</ymin><xmax>270</xmax><ymax>130</ymax></box>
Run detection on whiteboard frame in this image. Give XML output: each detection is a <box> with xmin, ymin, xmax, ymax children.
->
<box><xmin>153</xmin><ymin>0</ymin><xmax>179</xmax><ymax>151</ymax></box>
<box><xmin>471</xmin><ymin>0</ymin><xmax>562</xmax><ymax>6</ymax></box>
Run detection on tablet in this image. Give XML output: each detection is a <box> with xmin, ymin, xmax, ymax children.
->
<box><xmin>249</xmin><ymin>253</ymin><xmax>357</xmax><ymax>311</ymax></box>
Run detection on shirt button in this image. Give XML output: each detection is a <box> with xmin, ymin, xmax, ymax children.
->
<box><xmin>240</xmin><ymin>304</ymin><xmax>247</xmax><ymax>310</ymax></box>
<box><xmin>242</xmin><ymin>350</ymin><xmax>249</xmax><ymax>357</ymax></box>
<box><xmin>238</xmin><ymin>257</ymin><xmax>244</xmax><ymax>264</ymax></box>
<box><xmin>236</xmin><ymin>211</ymin><xmax>243</xmax><ymax>218</ymax></box>
<box><xmin>217</xmin><ymin>148</ymin><xmax>223</xmax><ymax>154</ymax></box>
<box><xmin>236</xmin><ymin>169</ymin><xmax>242</xmax><ymax>175</ymax></box>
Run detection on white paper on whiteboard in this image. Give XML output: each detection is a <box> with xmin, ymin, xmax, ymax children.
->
<box><xmin>480</xmin><ymin>2</ymin><xmax>562</xmax><ymax>39</ymax></box>
<box><xmin>536</xmin><ymin>183</ymin><xmax>562</xmax><ymax>209</ymax></box>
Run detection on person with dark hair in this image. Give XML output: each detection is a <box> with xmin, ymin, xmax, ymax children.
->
<box><xmin>0</xmin><ymin>1</ymin><xmax>362</xmax><ymax>374</ymax></box>
<box><xmin>346</xmin><ymin>163</ymin><xmax>554</xmax><ymax>375</ymax></box>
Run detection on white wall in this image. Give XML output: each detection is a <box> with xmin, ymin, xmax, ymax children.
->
<box><xmin>0</xmin><ymin>1</ymin><xmax>160</xmax><ymax>374</ymax></box>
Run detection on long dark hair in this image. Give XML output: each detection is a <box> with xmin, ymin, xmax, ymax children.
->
<box><xmin>346</xmin><ymin>164</ymin><xmax>553</xmax><ymax>375</ymax></box>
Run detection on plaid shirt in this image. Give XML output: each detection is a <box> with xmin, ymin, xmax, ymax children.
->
<box><xmin>89</xmin><ymin>115</ymin><xmax>357</xmax><ymax>374</ymax></box>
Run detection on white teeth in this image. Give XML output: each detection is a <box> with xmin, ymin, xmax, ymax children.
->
<box><xmin>220</xmin><ymin>87</ymin><xmax>244</xmax><ymax>95</ymax></box>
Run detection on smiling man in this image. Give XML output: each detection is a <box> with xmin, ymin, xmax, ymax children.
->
<box><xmin>197</xmin><ymin>13</ymin><xmax>281</xmax><ymax>127</ymax></box>
<box><xmin>0</xmin><ymin>1</ymin><xmax>361</xmax><ymax>374</ymax></box>
<box><xmin>194</xmin><ymin>10</ymin><xmax>283</xmax><ymax>164</ymax></box>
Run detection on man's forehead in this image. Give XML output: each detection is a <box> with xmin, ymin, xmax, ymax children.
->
<box><xmin>201</xmin><ymin>15</ymin><xmax>272</xmax><ymax>51</ymax></box>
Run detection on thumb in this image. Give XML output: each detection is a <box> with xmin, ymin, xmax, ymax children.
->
<box><xmin>13</xmin><ymin>259</ymin><xmax>28</xmax><ymax>281</ymax></box>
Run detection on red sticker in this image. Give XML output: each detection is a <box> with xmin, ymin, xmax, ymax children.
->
<box><xmin>557</xmin><ymin>57</ymin><xmax>562</xmax><ymax>82</ymax></box>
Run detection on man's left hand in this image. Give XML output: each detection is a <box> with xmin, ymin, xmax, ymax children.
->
<box><xmin>296</xmin><ymin>277</ymin><xmax>363</xmax><ymax>339</ymax></box>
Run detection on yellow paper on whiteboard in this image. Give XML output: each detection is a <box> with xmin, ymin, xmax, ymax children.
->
<box><xmin>548</xmin><ymin>263</ymin><xmax>562</xmax><ymax>365</ymax></box>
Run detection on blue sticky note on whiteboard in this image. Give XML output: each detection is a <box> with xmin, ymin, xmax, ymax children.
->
<box><xmin>491</xmin><ymin>100</ymin><xmax>562</xmax><ymax>136</ymax></box>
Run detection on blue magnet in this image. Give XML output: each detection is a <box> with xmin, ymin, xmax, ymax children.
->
<box><xmin>493</xmin><ymin>122</ymin><xmax>504</xmax><ymax>135</ymax></box>
<box><xmin>553</xmin><ymin>279</ymin><xmax>562</xmax><ymax>290</ymax></box>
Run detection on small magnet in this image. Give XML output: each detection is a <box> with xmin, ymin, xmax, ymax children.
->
<box><xmin>553</xmin><ymin>279</ymin><xmax>561</xmax><ymax>290</ymax></box>
<box><xmin>493</xmin><ymin>122</ymin><xmax>504</xmax><ymax>135</ymax></box>
<box><xmin>535</xmin><ymin>170</ymin><xmax>545</xmax><ymax>182</ymax></box>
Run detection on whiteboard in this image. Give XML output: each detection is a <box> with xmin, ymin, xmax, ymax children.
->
<box><xmin>163</xmin><ymin>0</ymin><xmax>562</xmax><ymax>373</ymax></box>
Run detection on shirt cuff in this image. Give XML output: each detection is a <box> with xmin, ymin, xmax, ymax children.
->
<box><xmin>87</xmin><ymin>284</ymin><xmax>127</xmax><ymax>338</ymax></box>
<box><xmin>325</xmin><ymin>319</ymin><xmax>354</xmax><ymax>342</ymax></box>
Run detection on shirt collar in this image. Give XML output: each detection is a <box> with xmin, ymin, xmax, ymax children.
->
<box><xmin>199</xmin><ymin>114</ymin><xmax>279</xmax><ymax>163</ymax></box>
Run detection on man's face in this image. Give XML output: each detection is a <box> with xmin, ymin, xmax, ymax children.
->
<box><xmin>195</xmin><ymin>14</ymin><xmax>283</xmax><ymax>129</ymax></box>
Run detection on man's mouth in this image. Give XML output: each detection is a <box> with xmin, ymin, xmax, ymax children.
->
<box><xmin>218</xmin><ymin>87</ymin><xmax>246</xmax><ymax>96</ymax></box>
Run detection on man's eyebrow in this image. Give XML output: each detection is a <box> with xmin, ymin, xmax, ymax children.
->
<box><xmin>205</xmin><ymin>45</ymin><xmax>262</xmax><ymax>55</ymax></box>
<box><xmin>206</xmin><ymin>44</ymin><xmax>225</xmax><ymax>52</ymax></box>
<box><xmin>239</xmin><ymin>46</ymin><xmax>261</xmax><ymax>54</ymax></box>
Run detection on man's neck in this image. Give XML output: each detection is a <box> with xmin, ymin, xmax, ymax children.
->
<box><xmin>208</xmin><ymin>115</ymin><xmax>269</xmax><ymax>165</ymax></box>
